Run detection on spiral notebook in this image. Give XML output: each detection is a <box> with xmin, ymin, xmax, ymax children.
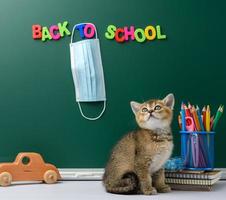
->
<box><xmin>165</xmin><ymin>176</ymin><xmax>220</xmax><ymax>185</ymax></box>
<box><xmin>165</xmin><ymin>170</ymin><xmax>221</xmax><ymax>180</ymax></box>
<box><xmin>169</xmin><ymin>184</ymin><xmax>213</xmax><ymax>191</ymax></box>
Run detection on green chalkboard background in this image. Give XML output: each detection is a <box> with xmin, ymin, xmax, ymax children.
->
<box><xmin>0</xmin><ymin>0</ymin><xmax>225</xmax><ymax>168</ymax></box>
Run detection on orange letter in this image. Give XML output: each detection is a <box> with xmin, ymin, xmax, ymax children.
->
<box><xmin>115</xmin><ymin>28</ymin><xmax>125</xmax><ymax>43</ymax></box>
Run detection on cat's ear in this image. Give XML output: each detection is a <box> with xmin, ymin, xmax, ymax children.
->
<box><xmin>130</xmin><ymin>101</ymin><xmax>141</xmax><ymax>114</ymax></box>
<box><xmin>162</xmin><ymin>93</ymin><xmax>175</xmax><ymax>110</ymax></box>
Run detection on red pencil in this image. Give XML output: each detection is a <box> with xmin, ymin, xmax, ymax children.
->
<box><xmin>184</xmin><ymin>104</ymin><xmax>191</xmax><ymax>117</ymax></box>
<box><xmin>210</xmin><ymin>115</ymin><xmax>214</xmax><ymax>130</ymax></box>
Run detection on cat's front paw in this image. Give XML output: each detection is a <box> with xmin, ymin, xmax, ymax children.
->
<box><xmin>157</xmin><ymin>184</ymin><xmax>171</xmax><ymax>193</ymax></box>
<box><xmin>142</xmin><ymin>187</ymin><xmax>157</xmax><ymax>195</ymax></box>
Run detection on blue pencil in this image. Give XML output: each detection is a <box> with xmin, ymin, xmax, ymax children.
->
<box><xmin>181</xmin><ymin>103</ymin><xmax>186</xmax><ymax>131</ymax></box>
<box><xmin>196</xmin><ymin>105</ymin><xmax>205</xmax><ymax>131</ymax></box>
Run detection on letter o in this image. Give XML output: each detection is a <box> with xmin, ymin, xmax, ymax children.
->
<box><xmin>144</xmin><ymin>26</ymin><xmax>156</xmax><ymax>40</ymax></box>
<box><xmin>84</xmin><ymin>24</ymin><xmax>95</xmax><ymax>38</ymax></box>
<box><xmin>134</xmin><ymin>28</ymin><xmax>146</xmax><ymax>43</ymax></box>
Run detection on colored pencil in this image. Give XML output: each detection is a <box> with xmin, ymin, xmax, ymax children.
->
<box><xmin>181</xmin><ymin>103</ymin><xmax>186</xmax><ymax>131</ymax></box>
<box><xmin>196</xmin><ymin>105</ymin><xmax>205</xmax><ymax>131</ymax></box>
<box><xmin>178</xmin><ymin>114</ymin><xmax>182</xmax><ymax>129</ymax></box>
<box><xmin>184</xmin><ymin>104</ymin><xmax>191</xmax><ymax>117</ymax></box>
<box><xmin>202</xmin><ymin>106</ymin><xmax>206</xmax><ymax>131</ymax></box>
<box><xmin>213</xmin><ymin>105</ymin><xmax>224</xmax><ymax>130</ymax></box>
<box><xmin>210</xmin><ymin>116</ymin><xmax>214</xmax><ymax>130</ymax></box>
<box><xmin>191</xmin><ymin>106</ymin><xmax>201</xmax><ymax>131</ymax></box>
<box><xmin>206</xmin><ymin>105</ymin><xmax>211</xmax><ymax>132</ymax></box>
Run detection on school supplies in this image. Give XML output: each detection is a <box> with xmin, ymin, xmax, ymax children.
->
<box><xmin>165</xmin><ymin>176</ymin><xmax>220</xmax><ymax>186</ymax></box>
<box><xmin>185</xmin><ymin>116</ymin><xmax>195</xmax><ymax>131</ymax></box>
<box><xmin>191</xmin><ymin>106</ymin><xmax>201</xmax><ymax>131</ymax></box>
<box><xmin>196</xmin><ymin>106</ymin><xmax>205</xmax><ymax>131</ymax></box>
<box><xmin>181</xmin><ymin>103</ymin><xmax>186</xmax><ymax>131</ymax></box>
<box><xmin>165</xmin><ymin>170</ymin><xmax>222</xmax><ymax>191</ymax></box>
<box><xmin>179</xmin><ymin>102</ymin><xmax>223</xmax><ymax>170</ymax></box>
<box><xmin>206</xmin><ymin>105</ymin><xmax>211</xmax><ymax>132</ymax></box>
<box><xmin>165</xmin><ymin>170</ymin><xmax>222</xmax><ymax>180</ymax></box>
<box><xmin>178</xmin><ymin>115</ymin><xmax>182</xmax><ymax>129</ymax></box>
<box><xmin>202</xmin><ymin>106</ymin><xmax>206</xmax><ymax>130</ymax></box>
<box><xmin>213</xmin><ymin>105</ymin><xmax>224</xmax><ymax>130</ymax></box>
<box><xmin>179</xmin><ymin>103</ymin><xmax>224</xmax><ymax>132</ymax></box>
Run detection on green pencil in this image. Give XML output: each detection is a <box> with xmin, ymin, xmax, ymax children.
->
<box><xmin>213</xmin><ymin>105</ymin><xmax>224</xmax><ymax>130</ymax></box>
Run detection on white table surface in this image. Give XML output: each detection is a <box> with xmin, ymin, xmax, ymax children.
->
<box><xmin>0</xmin><ymin>181</ymin><xmax>225</xmax><ymax>200</ymax></box>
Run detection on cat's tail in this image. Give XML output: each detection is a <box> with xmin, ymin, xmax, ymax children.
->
<box><xmin>103</xmin><ymin>172</ymin><xmax>139</xmax><ymax>194</ymax></box>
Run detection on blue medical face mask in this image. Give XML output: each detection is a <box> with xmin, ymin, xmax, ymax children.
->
<box><xmin>70</xmin><ymin>23</ymin><xmax>106</xmax><ymax>120</ymax></box>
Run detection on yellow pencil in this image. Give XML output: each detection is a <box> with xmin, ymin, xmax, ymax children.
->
<box><xmin>206</xmin><ymin>105</ymin><xmax>211</xmax><ymax>131</ymax></box>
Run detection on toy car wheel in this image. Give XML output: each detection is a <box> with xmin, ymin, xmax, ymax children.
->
<box><xmin>0</xmin><ymin>172</ymin><xmax>12</xmax><ymax>186</ymax></box>
<box><xmin>43</xmin><ymin>170</ymin><xmax>58</xmax><ymax>184</ymax></box>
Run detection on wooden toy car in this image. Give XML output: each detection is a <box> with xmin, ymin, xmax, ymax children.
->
<box><xmin>0</xmin><ymin>152</ymin><xmax>61</xmax><ymax>186</ymax></box>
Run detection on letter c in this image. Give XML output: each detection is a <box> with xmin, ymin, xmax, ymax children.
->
<box><xmin>115</xmin><ymin>28</ymin><xmax>125</xmax><ymax>43</ymax></box>
<box><xmin>49</xmin><ymin>25</ymin><xmax>61</xmax><ymax>40</ymax></box>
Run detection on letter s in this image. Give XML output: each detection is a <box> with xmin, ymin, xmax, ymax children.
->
<box><xmin>105</xmin><ymin>25</ymin><xmax>116</xmax><ymax>39</ymax></box>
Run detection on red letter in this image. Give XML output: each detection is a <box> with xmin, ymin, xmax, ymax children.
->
<box><xmin>32</xmin><ymin>25</ymin><xmax>42</xmax><ymax>39</ymax></box>
<box><xmin>115</xmin><ymin>28</ymin><xmax>125</xmax><ymax>43</ymax></box>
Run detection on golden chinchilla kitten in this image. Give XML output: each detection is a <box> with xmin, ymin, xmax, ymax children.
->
<box><xmin>103</xmin><ymin>94</ymin><xmax>175</xmax><ymax>195</ymax></box>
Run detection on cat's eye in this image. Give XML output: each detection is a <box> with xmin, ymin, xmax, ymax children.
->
<box><xmin>154</xmin><ymin>105</ymin><xmax>161</xmax><ymax>110</ymax></box>
<box><xmin>142</xmin><ymin>107</ymin><xmax>148</xmax><ymax>113</ymax></box>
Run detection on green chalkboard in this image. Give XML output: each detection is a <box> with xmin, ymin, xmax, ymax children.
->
<box><xmin>0</xmin><ymin>0</ymin><xmax>225</xmax><ymax>168</ymax></box>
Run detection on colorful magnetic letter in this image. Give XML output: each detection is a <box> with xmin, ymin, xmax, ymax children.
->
<box><xmin>105</xmin><ymin>25</ymin><xmax>116</xmax><ymax>39</ymax></box>
<box><xmin>58</xmin><ymin>21</ymin><xmax>71</xmax><ymax>37</ymax></box>
<box><xmin>156</xmin><ymin>25</ymin><xmax>166</xmax><ymax>39</ymax></box>
<box><xmin>115</xmin><ymin>28</ymin><xmax>125</xmax><ymax>43</ymax></box>
<box><xmin>32</xmin><ymin>25</ymin><xmax>42</xmax><ymax>39</ymax></box>
<box><xmin>42</xmin><ymin>27</ymin><xmax>52</xmax><ymax>42</ymax></box>
<box><xmin>124</xmin><ymin>26</ymin><xmax>135</xmax><ymax>41</ymax></box>
<box><xmin>84</xmin><ymin>24</ymin><xmax>95</xmax><ymax>38</ymax></box>
<box><xmin>49</xmin><ymin>25</ymin><xmax>61</xmax><ymax>40</ymax></box>
<box><xmin>75</xmin><ymin>24</ymin><xmax>86</xmax><ymax>38</ymax></box>
<box><xmin>144</xmin><ymin>26</ymin><xmax>156</xmax><ymax>40</ymax></box>
<box><xmin>134</xmin><ymin>28</ymin><xmax>146</xmax><ymax>43</ymax></box>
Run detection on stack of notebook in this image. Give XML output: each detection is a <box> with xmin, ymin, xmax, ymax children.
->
<box><xmin>165</xmin><ymin>170</ymin><xmax>222</xmax><ymax>191</ymax></box>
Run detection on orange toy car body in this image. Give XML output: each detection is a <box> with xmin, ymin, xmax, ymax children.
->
<box><xmin>0</xmin><ymin>152</ymin><xmax>61</xmax><ymax>186</ymax></box>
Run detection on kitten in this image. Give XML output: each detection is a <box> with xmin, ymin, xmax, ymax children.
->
<box><xmin>103</xmin><ymin>93</ymin><xmax>175</xmax><ymax>195</ymax></box>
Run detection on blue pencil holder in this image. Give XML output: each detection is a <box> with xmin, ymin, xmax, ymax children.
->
<box><xmin>180</xmin><ymin>131</ymin><xmax>215</xmax><ymax>170</ymax></box>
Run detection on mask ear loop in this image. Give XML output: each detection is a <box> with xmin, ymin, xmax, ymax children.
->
<box><xmin>78</xmin><ymin>101</ymin><xmax>106</xmax><ymax>120</ymax></box>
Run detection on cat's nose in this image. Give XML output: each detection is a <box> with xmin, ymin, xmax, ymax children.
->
<box><xmin>148</xmin><ymin>110</ymin><xmax>154</xmax><ymax>114</ymax></box>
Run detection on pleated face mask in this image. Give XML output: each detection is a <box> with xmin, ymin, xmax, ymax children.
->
<box><xmin>69</xmin><ymin>23</ymin><xmax>106</xmax><ymax>120</ymax></box>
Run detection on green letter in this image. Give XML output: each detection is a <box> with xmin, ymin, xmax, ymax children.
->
<box><xmin>58</xmin><ymin>21</ymin><xmax>71</xmax><ymax>37</ymax></box>
<box><xmin>156</xmin><ymin>25</ymin><xmax>166</xmax><ymax>39</ymax></box>
<box><xmin>134</xmin><ymin>28</ymin><xmax>146</xmax><ymax>43</ymax></box>
<box><xmin>105</xmin><ymin>25</ymin><xmax>116</xmax><ymax>39</ymax></box>
<box><xmin>42</xmin><ymin>27</ymin><xmax>52</xmax><ymax>41</ymax></box>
